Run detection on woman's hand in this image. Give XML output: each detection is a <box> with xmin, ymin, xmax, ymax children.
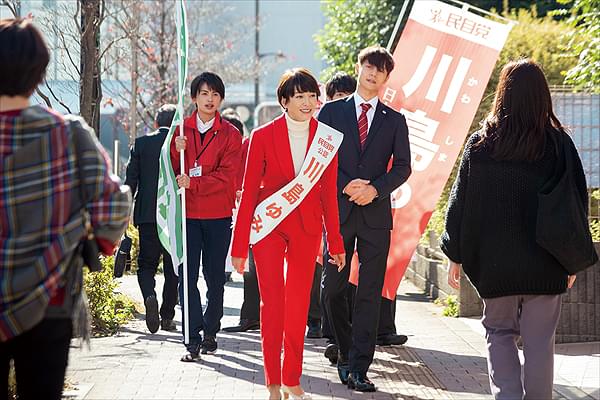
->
<box><xmin>329</xmin><ymin>253</ymin><xmax>346</xmax><ymax>272</ymax></box>
<box><xmin>175</xmin><ymin>136</ymin><xmax>187</xmax><ymax>152</ymax></box>
<box><xmin>176</xmin><ymin>174</ymin><xmax>190</xmax><ymax>189</ymax></box>
<box><xmin>448</xmin><ymin>261</ymin><xmax>461</xmax><ymax>290</ymax></box>
<box><xmin>567</xmin><ymin>275</ymin><xmax>576</xmax><ymax>289</ymax></box>
<box><xmin>232</xmin><ymin>257</ymin><xmax>247</xmax><ymax>274</ymax></box>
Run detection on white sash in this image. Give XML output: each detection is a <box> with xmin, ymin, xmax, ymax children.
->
<box><xmin>249</xmin><ymin>122</ymin><xmax>343</xmax><ymax>245</ymax></box>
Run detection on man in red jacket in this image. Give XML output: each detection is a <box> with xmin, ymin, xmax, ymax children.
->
<box><xmin>171</xmin><ymin>72</ymin><xmax>242</xmax><ymax>361</ymax></box>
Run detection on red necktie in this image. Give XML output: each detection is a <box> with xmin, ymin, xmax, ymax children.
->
<box><xmin>358</xmin><ymin>103</ymin><xmax>371</xmax><ymax>150</ymax></box>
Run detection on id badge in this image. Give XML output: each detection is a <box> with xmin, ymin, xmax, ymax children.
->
<box><xmin>189</xmin><ymin>165</ymin><xmax>202</xmax><ymax>177</ymax></box>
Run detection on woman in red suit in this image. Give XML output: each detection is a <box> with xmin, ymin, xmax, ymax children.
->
<box><xmin>231</xmin><ymin>68</ymin><xmax>345</xmax><ymax>400</ymax></box>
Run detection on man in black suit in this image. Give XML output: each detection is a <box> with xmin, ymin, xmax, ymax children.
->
<box><xmin>221</xmin><ymin>109</ymin><xmax>261</xmax><ymax>334</ymax></box>
<box><xmin>318</xmin><ymin>46</ymin><xmax>411</xmax><ymax>392</ymax></box>
<box><xmin>318</xmin><ymin>73</ymin><xmax>408</xmax><ymax>362</ymax></box>
<box><xmin>125</xmin><ymin>104</ymin><xmax>179</xmax><ymax>334</ymax></box>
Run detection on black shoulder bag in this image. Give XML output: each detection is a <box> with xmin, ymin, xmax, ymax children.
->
<box><xmin>536</xmin><ymin>131</ymin><xmax>598</xmax><ymax>274</ymax></box>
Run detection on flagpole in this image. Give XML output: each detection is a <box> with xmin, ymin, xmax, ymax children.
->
<box><xmin>386</xmin><ymin>0</ymin><xmax>413</xmax><ymax>51</ymax></box>
<box><xmin>179</xmin><ymin>109</ymin><xmax>189</xmax><ymax>346</ymax></box>
<box><xmin>176</xmin><ymin>0</ymin><xmax>190</xmax><ymax>346</ymax></box>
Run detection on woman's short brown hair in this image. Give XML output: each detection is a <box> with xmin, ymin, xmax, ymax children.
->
<box><xmin>276</xmin><ymin>68</ymin><xmax>320</xmax><ymax>107</ymax></box>
<box><xmin>0</xmin><ymin>18</ymin><xmax>50</xmax><ymax>96</ymax></box>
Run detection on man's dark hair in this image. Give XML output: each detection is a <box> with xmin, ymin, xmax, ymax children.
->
<box><xmin>221</xmin><ymin>108</ymin><xmax>244</xmax><ymax>136</ymax></box>
<box><xmin>0</xmin><ymin>18</ymin><xmax>50</xmax><ymax>96</ymax></box>
<box><xmin>190</xmin><ymin>72</ymin><xmax>225</xmax><ymax>99</ymax></box>
<box><xmin>155</xmin><ymin>104</ymin><xmax>176</xmax><ymax>128</ymax></box>
<box><xmin>325</xmin><ymin>72</ymin><xmax>357</xmax><ymax>100</ymax></box>
<box><xmin>276</xmin><ymin>68</ymin><xmax>320</xmax><ymax>107</ymax></box>
<box><xmin>357</xmin><ymin>46</ymin><xmax>394</xmax><ymax>75</ymax></box>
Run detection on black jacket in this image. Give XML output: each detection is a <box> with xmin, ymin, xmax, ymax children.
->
<box><xmin>125</xmin><ymin>127</ymin><xmax>169</xmax><ymax>226</ymax></box>
<box><xmin>318</xmin><ymin>95</ymin><xmax>411</xmax><ymax>229</ymax></box>
<box><xmin>441</xmin><ymin>131</ymin><xmax>588</xmax><ymax>298</ymax></box>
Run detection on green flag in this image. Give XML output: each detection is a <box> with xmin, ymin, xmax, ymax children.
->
<box><xmin>157</xmin><ymin>0</ymin><xmax>188</xmax><ymax>272</ymax></box>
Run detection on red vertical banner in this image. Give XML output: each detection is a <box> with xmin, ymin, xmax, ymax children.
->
<box><xmin>376</xmin><ymin>1</ymin><xmax>512</xmax><ymax>300</ymax></box>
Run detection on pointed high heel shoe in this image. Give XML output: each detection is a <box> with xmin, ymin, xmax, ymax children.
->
<box><xmin>281</xmin><ymin>385</ymin><xmax>312</xmax><ymax>400</ymax></box>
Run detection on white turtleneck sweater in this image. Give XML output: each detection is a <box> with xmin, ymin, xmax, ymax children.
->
<box><xmin>285</xmin><ymin>113</ymin><xmax>310</xmax><ymax>176</ymax></box>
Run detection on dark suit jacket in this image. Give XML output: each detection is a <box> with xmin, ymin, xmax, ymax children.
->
<box><xmin>124</xmin><ymin>127</ymin><xmax>169</xmax><ymax>226</ymax></box>
<box><xmin>318</xmin><ymin>95</ymin><xmax>411</xmax><ymax>229</ymax></box>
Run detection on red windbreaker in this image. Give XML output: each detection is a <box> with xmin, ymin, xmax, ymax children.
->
<box><xmin>170</xmin><ymin>110</ymin><xmax>242</xmax><ymax>219</ymax></box>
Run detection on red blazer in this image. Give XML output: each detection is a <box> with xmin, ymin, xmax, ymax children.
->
<box><xmin>231</xmin><ymin>114</ymin><xmax>344</xmax><ymax>259</ymax></box>
<box><xmin>170</xmin><ymin>110</ymin><xmax>242</xmax><ymax>219</ymax></box>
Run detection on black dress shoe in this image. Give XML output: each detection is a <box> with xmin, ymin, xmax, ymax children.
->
<box><xmin>336</xmin><ymin>357</ymin><xmax>349</xmax><ymax>384</ymax></box>
<box><xmin>144</xmin><ymin>295</ymin><xmax>160</xmax><ymax>334</ymax></box>
<box><xmin>324</xmin><ymin>343</ymin><xmax>339</xmax><ymax>364</ymax></box>
<box><xmin>160</xmin><ymin>319</ymin><xmax>177</xmax><ymax>331</ymax></box>
<box><xmin>376</xmin><ymin>333</ymin><xmax>408</xmax><ymax>346</ymax></box>
<box><xmin>347</xmin><ymin>372</ymin><xmax>376</xmax><ymax>392</ymax></box>
<box><xmin>201</xmin><ymin>335</ymin><xmax>217</xmax><ymax>354</ymax></box>
<box><xmin>222</xmin><ymin>319</ymin><xmax>260</xmax><ymax>332</ymax></box>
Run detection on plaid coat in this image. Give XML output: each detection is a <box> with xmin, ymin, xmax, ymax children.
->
<box><xmin>0</xmin><ymin>105</ymin><xmax>131</xmax><ymax>341</ymax></box>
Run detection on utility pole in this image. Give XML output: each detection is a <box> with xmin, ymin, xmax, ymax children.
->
<box><xmin>254</xmin><ymin>0</ymin><xmax>260</xmax><ymax>107</ymax></box>
<box><xmin>129</xmin><ymin>1</ymin><xmax>139</xmax><ymax>146</ymax></box>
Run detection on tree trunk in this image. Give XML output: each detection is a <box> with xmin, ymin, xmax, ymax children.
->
<box><xmin>80</xmin><ymin>0</ymin><xmax>101</xmax><ymax>136</ymax></box>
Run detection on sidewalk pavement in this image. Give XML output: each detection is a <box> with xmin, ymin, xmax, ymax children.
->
<box><xmin>66</xmin><ymin>273</ymin><xmax>599</xmax><ymax>400</ymax></box>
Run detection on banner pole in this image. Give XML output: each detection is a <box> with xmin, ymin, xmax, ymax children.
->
<box><xmin>386</xmin><ymin>0</ymin><xmax>414</xmax><ymax>51</ymax></box>
<box><xmin>176</xmin><ymin>0</ymin><xmax>190</xmax><ymax>346</ymax></box>
<box><xmin>179</xmin><ymin>112</ymin><xmax>189</xmax><ymax>346</ymax></box>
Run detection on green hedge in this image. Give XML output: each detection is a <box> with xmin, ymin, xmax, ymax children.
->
<box><xmin>84</xmin><ymin>256</ymin><xmax>136</xmax><ymax>336</ymax></box>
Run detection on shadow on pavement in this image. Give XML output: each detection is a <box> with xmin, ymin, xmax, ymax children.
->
<box><xmin>553</xmin><ymin>383</ymin><xmax>599</xmax><ymax>400</ymax></box>
<box><xmin>200</xmin><ymin>354</ymin><xmax>402</xmax><ymax>400</ymax></box>
<box><xmin>554</xmin><ymin>342</ymin><xmax>600</xmax><ymax>356</ymax></box>
<box><xmin>396</xmin><ymin>291</ymin><xmax>432</xmax><ymax>303</ymax></box>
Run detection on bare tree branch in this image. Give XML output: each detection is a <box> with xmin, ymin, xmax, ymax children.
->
<box><xmin>74</xmin><ymin>0</ymin><xmax>81</xmax><ymax>35</ymax></box>
<box><xmin>98</xmin><ymin>33</ymin><xmax>128</xmax><ymax>63</ymax></box>
<box><xmin>44</xmin><ymin>79</ymin><xmax>72</xmax><ymax>114</ymax></box>
<box><xmin>5</xmin><ymin>0</ymin><xmax>18</xmax><ymax>16</ymax></box>
<box><xmin>35</xmin><ymin>87</ymin><xmax>52</xmax><ymax>108</ymax></box>
<box><xmin>58</xmin><ymin>31</ymin><xmax>81</xmax><ymax>74</ymax></box>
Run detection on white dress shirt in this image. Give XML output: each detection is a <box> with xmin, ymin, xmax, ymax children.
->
<box><xmin>353</xmin><ymin>92</ymin><xmax>378</xmax><ymax>133</ymax></box>
<box><xmin>196</xmin><ymin>115</ymin><xmax>215</xmax><ymax>133</ymax></box>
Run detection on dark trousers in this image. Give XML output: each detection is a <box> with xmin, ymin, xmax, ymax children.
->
<box><xmin>323</xmin><ymin>207</ymin><xmax>390</xmax><ymax>374</ymax></box>
<box><xmin>179</xmin><ymin>217</ymin><xmax>231</xmax><ymax>345</ymax></box>
<box><xmin>323</xmin><ymin>284</ymin><xmax>396</xmax><ymax>342</ymax></box>
<box><xmin>240</xmin><ymin>249</ymin><xmax>260</xmax><ymax>321</ymax></box>
<box><xmin>322</xmin><ymin>283</ymin><xmax>355</xmax><ymax>341</ymax></box>
<box><xmin>0</xmin><ymin>318</ymin><xmax>72</xmax><ymax>400</ymax></box>
<box><xmin>308</xmin><ymin>262</ymin><xmax>323</xmax><ymax>324</ymax></box>
<box><xmin>378</xmin><ymin>297</ymin><xmax>397</xmax><ymax>336</ymax></box>
<box><xmin>137</xmin><ymin>223</ymin><xmax>178</xmax><ymax>320</ymax></box>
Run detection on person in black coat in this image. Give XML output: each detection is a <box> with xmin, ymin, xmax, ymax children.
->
<box><xmin>221</xmin><ymin>109</ymin><xmax>261</xmax><ymax>334</ymax></box>
<box><xmin>125</xmin><ymin>104</ymin><xmax>179</xmax><ymax>334</ymax></box>
<box><xmin>442</xmin><ymin>59</ymin><xmax>584</xmax><ymax>400</ymax></box>
<box><xmin>318</xmin><ymin>47</ymin><xmax>411</xmax><ymax>392</ymax></box>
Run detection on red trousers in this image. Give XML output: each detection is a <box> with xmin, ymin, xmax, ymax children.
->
<box><xmin>252</xmin><ymin>211</ymin><xmax>320</xmax><ymax>387</ymax></box>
